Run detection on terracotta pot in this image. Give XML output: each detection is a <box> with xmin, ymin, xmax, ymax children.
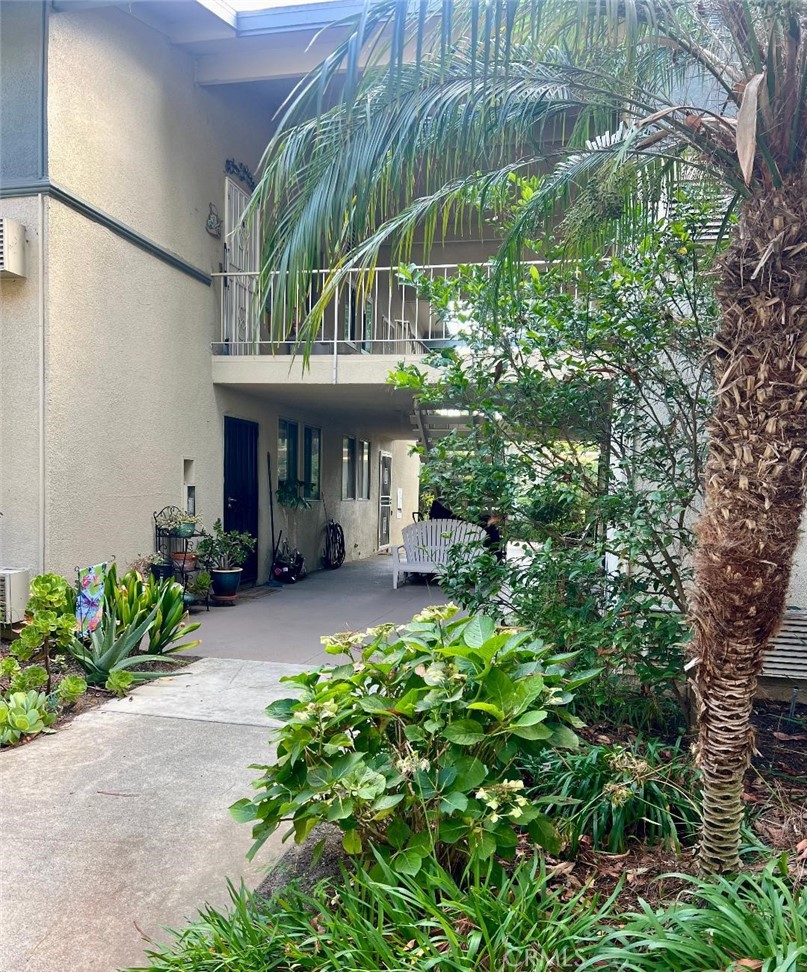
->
<box><xmin>171</xmin><ymin>552</ymin><xmax>198</xmax><ymax>573</ymax></box>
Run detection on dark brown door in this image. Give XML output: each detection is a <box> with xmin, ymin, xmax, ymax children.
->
<box><xmin>224</xmin><ymin>416</ymin><xmax>259</xmax><ymax>583</ymax></box>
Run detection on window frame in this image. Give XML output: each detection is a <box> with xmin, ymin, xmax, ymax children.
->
<box><xmin>341</xmin><ymin>435</ymin><xmax>357</xmax><ymax>500</ymax></box>
<box><xmin>278</xmin><ymin>418</ymin><xmax>299</xmax><ymax>485</ymax></box>
<box><xmin>358</xmin><ymin>439</ymin><xmax>371</xmax><ymax>500</ymax></box>
<box><xmin>303</xmin><ymin>426</ymin><xmax>322</xmax><ymax>500</ymax></box>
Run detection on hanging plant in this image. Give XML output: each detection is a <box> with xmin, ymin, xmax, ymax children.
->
<box><xmin>276</xmin><ymin>480</ymin><xmax>311</xmax><ymax>510</ymax></box>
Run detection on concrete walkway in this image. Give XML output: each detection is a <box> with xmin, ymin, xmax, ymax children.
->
<box><xmin>195</xmin><ymin>553</ymin><xmax>446</xmax><ymax>665</ymax></box>
<box><xmin>0</xmin><ymin>658</ymin><xmax>305</xmax><ymax>972</ymax></box>
<box><xmin>0</xmin><ymin>557</ymin><xmax>445</xmax><ymax>972</ymax></box>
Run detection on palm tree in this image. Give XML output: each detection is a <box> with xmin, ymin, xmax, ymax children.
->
<box><xmin>252</xmin><ymin>0</ymin><xmax>807</xmax><ymax>874</ymax></box>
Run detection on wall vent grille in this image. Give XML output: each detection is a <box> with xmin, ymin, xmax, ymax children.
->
<box><xmin>764</xmin><ymin>610</ymin><xmax>807</xmax><ymax>680</ymax></box>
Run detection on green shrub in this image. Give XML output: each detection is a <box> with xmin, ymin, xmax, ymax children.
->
<box><xmin>104</xmin><ymin>565</ymin><xmax>201</xmax><ymax>655</ymax></box>
<box><xmin>232</xmin><ymin>606</ymin><xmax>597</xmax><ymax>874</ymax></box>
<box><xmin>67</xmin><ymin>609</ymin><xmax>182</xmax><ymax>692</ymax></box>
<box><xmin>586</xmin><ymin>860</ymin><xmax>806</xmax><ymax>971</ymax></box>
<box><xmin>129</xmin><ymin>856</ymin><xmax>617</xmax><ymax>972</ymax></box>
<box><xmin>523</xmin><ymin>737</ymin><xmax>700</xmax><ymax>854</ymax></box>
<box><xmin>12</xmin><ymin>574</ymin><xmax>77</xmax><ymax>698</ymax></box>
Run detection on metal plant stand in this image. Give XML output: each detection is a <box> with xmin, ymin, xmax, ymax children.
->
<box><xmin>153</xmin><ymin>506</ymin><xmax>209</xmax><ymax>611</ymax></box>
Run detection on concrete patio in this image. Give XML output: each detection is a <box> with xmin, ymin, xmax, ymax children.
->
<box><xmin>194</xmin><ymin>553</ymin><xmax>446</xmax><ymax>665</ymax></box>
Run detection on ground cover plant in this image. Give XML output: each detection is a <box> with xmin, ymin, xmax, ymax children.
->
<box><xmin>1</xmin><ymin>567</ymin><xmax>201</xmax><ymax>745</ymax></box>
<box><xmin>587</xmin><ymin>860</ymin><xmax>807</xmax><ymax>972</ymax></box>
<box><xmin>131</xmin><ymin>856</ymin><xmax>619</xmax><ymax>972</ymax></box>
<box><xmin>232</xmin><ymin>606</ymin><xmax>597</xmax><ymax>874</ymax></box>
<box><xmin>523</xmin><ymin>737</ymin><xmax>700</xmax><ymax>854</ymax></box>
<box><xmin>129</xmin><ymin>855</ymin><xmax>807</xmax><ymax>972</ymax></box>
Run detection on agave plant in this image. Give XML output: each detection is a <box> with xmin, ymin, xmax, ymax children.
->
<box><xmin>104</xmin><ymin>565</ymin><xmax>201</xmax><ymax>655</ymax></box>
<box><xmin>67</xmin><ymin>608</ymin><xmax>182</xmax><ymax>691</ymax></box>
<box><xmin>249</xmin><ymin>0</ymin><xmax>807</xmax><ymax>874</ymax></box>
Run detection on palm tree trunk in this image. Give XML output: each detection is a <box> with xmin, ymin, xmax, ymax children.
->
<box><xmin>693</xmin><ymin>177</ymin><xmax>807</xmax><ymax>874</ymax></box>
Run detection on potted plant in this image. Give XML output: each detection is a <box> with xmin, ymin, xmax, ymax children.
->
<box><xmin>187</xmin><ymin>570</ymin><xmax>212</xmax><ymax>600</ymax></box>
<box><xmin>171</xmin><ymin>550</ymin><xmax>198</xmax><ymax>573</ymax></box>
<box><xmin>144</xmin><ymin>553</ymin><xmax>173</xmax><ymax>583</ymax></box>
<box><xmin>155</xmin><ymin>509</ymin><xmax>202</xmax><ymax>538</ymax></box>
<box><xmin>196</xmin><ymin>519</ymin><xmax>256</xmax><ymax>597</ymax></box>
<box><xmin>276</xmin><ymin>479</ymin><xmax>312</xmax><ymax>511</ymax></box>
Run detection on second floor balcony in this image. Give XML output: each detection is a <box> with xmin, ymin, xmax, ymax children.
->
<box><xmin>212</xmin><ymin>263</ymin><xmax>484</xmax><ymax>369</ymax></box>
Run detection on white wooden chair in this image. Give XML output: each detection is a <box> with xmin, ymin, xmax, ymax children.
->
<box><xmin>391</xmin><ymin>519</ymin><xmax>486</xmax><ymax>589</ymax></box>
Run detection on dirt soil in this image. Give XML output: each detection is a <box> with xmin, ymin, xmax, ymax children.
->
<box><xmin>751</xmin><ymin>697</ymin><xmax>807</xmax><ymax>782</ymax></box>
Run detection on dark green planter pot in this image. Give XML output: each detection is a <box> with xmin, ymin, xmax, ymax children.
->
<box><xmin>171</xmin><ymin>522</ymin><xmax>196</xmax><ymax>538</ymax></box>
<box><xmin>211</xmin><ymin>568</ymin><xmax>242</xmax><ymax>597</ymax></box>
<box><xmin>150</xmin><ymin>563</ymin><xmax>174</xmax><ymax>582</ymax></box>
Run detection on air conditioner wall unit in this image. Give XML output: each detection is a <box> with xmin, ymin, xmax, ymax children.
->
<box><xmin>0</xmin><ymin>218</ymin><xmax>27</xmax><ymax>279</ymax></box>
<box><xmin>0</xmin><ymin>569</ymin><xmax>30</xmax><ymax>624</ymax></box>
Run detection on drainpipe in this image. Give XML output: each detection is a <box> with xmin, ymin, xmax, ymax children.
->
<box><xmin>38</xmin><ymin>192</ymin><xmax>47</xmax><ymax>573</ymax></box>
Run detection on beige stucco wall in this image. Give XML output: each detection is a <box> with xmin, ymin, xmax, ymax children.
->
<box><xmin>47</xmin><ymin>4</ymin><xmax>270</xmax><ymax>270</ymax></box>
<box><xmin>0</xmin><ymin>3</ymin><xmax>421</xmax><ymax>583</ymax></box>
<box><xmin>0</xmin><ymin>195</ymin><xmax>46</xmax><ymax>572</ymax></box>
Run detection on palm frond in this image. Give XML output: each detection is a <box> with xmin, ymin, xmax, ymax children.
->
<box><xmin>249</xmin><ymin>0</ymin><xmax>807</xmax><ymax>348</ymax></box>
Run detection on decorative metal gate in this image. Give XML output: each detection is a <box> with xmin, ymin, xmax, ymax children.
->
<box><xmin>222</xmin><ymin>179</ymin><xmax>260</xmax><ymax>353</ymax></box>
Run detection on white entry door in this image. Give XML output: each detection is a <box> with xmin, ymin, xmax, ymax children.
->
<box><xmin>378</xmin><ymin>452</ymin><xmax>392</xmax><ymax>547</ymax></box>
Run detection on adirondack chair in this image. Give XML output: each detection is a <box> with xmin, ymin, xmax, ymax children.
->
<box><xmin>391</xmin><ymin>519</ymin><xmax>486</xmax><ymax>589</ymax></box>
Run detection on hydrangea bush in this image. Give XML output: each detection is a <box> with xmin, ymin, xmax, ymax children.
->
<box><xmin>232</xmin><ymin>606</ymin><xmax>597</xmax><ymax>875</ymax></box>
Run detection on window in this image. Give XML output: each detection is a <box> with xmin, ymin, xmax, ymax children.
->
<box><xmin>278</xmin><ymin>419</ymin><xmax>298</xmax><ymax>484</ymax></box>
<box><xmin>303</xmin><ymin>427</ymin><xmax>321</xmax><ymax>500</ymax></box>
<box><xmin>358</xmin><ymin>440</ymin><xmax>371</xmax><ymax>499</ymax></box>
<box><xmin>342</xmin><ymin>436</ymin><xmax>356</xmax><ymax>499</ymax></box>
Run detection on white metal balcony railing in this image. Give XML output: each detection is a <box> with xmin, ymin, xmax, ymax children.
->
<box><xmin>212</xmin><ymin>262</ymin><xmax>543</xmax><ymax>358</ymax></box>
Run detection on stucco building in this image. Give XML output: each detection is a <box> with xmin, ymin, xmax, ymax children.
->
<box><xmin>0</xmin><ymin>0</ymin><xmax>466</xmax><ymax>583</ymax></box>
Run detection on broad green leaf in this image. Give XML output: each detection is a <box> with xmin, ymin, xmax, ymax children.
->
<box><xmin>293</xmin><ymin>816</ymin><xmax>318</xmax><ymax>845</ymax></box>
<box><xmin>358</xmin><ymin>694</ymin><xmax>395</xmax><ymax>714</ymax></box>
<box><xmin>482</xmin><ymin>668</ymin><xmax>517</xmax><ymax>713</ymax></box>
<box><xmin>468</xmin><ymin>701</ymin><xmax>506</xmax><ymax>721</ymax></box>
<box><xmin>474</xmin><ymin>830</ymin><xmax>497</xmax><ymax>860</ymax></box>
<box><xmin>563</xmin><ymin>668</ymin><xmax>603</xmax><ymax>690</ymax></box>
<box><xmin>386</xmin><ymin>818</ymin><xmax>411</xmax><ymax>850</ymax></box>
<box><xmin>325</xmin><ymin>797</ymin><xmax>354</xmax><ymax>821</ymax></box>
<box><xmin>229</xmin><ymin>799</ymin><xmax>257</xmax><ymax>823</ymax></box>
<box><xmin>371</xmin><ymin>793</ymin><xmax>405</xmax><ymax>812</ymax></box>
<box><xmin>452</xmin><ymin>755</ymin><xmax>488</xmax><ymax>791</ymax></box>
<box><xmin>511</xmin><ymin>710</ymin><xmax>548</xmax><ymax>727</ymax></box>
<box><xmin>392</xmin><ymin>848</ymin><xmax>423</xmax><ymax>876</ymax></box>
<box><xmin>527</xmin><ymin>813</ymin><xmax>561</xmax><ymax>855</ymax></box>
<box><xmin>440</xmin><ymin>791</ymin><xmax>469</xmax><ymax>814</ymax></box>
<box><xmin>266</xmin><ymin>698</ymin><xmax>298</xmax><ymax>721</ymax></box>
<box><xmin>438</xmin><ymin>819</ymin><xmax>467</xmax><ymax>844</ymax></box>
<box><xmin>463</xmin><ymin>615</ymin><xmax>495</xmax><ymax>649</ymax></box>
<box><xmin>443</xmin><ymin>719</ymin><xmax>487</xmax><ymax>745</ymax></box>
<box><xmin>342</xmin><ymin>829</ymin><xmax>362</xmax><ymax>855</ymax></box>
<box><xmin>508</xmin><ymin>721</ymin><xmax>552</xmax><ymax>741</ymax></box>
<box><xmin>548</xmin><ymin>723</ymin><xmax>580</xmax><ymax>749</ymax></box>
